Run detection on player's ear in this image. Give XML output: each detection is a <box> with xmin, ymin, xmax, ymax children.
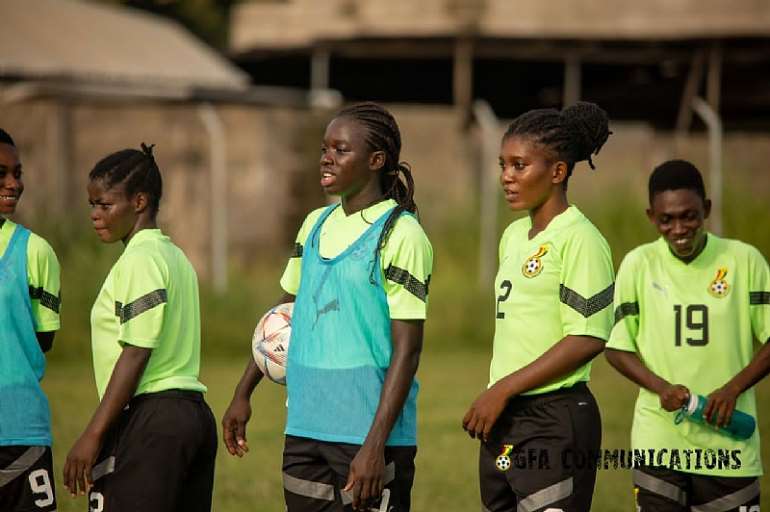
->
<box><xmin>703</xmin><ymin>198</ymin><xmax>712</xmax><ymax>219</ymax></box>
<box><xmin>551</xmin><ymin>161</ymin><xmax>568</xmax><ymax>185</ymax></box>
<box><xmin>369</xmin><ymin>150</ymin><xmax>386</xmax><ymax>172</ymax></box>
<box><xmin>133</xmin><ymin>192</ymin><xmax>149</xmax><ymax>214</ymax></box>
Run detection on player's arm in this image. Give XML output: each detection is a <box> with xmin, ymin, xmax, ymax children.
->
<box><xmin>463</xmin><ymin>334</ymin><xmax>604</xmax><ymax>441</ymax></box>
<box><xmin>63</xmin><ymin>344</ymin><xmax>151</xmax><ymax>496</ymax></box>
<box><xmin>344</xmin><ymin>221</ymin><xmax>431</xmax><ymax>508</ymax></box>
<box><xmin>603</xmin><ymin>250</ymin><xmax>690</xmax><ymax>413</ymax></box>
<box><xmin>464</xmin><ymin>230</ymin><xmax>614</xmax><ymax>441</ymax></box>
<box><xmin>705</xmin><ymin>248</ymin><xmax>770</xmax><ymax>427</ymax></box>
<box><xmin>30</xmin><ymin>235</ymin><xmax>61</xmax><ymax>352</ymax></box>
<box><xmin>344</xmin><ymin>319</ymin><xmax>423</xmax><ymax>509</ymax></box>
<box><xmin>604</xmin><ymin>348</ymin><xmax>688</xmax><ymax>411</ymax></box>
<box><xmin>222</xmin><ymin>291</ymin><xmax>295</xmax><ymax>457</ymax></box>
<box><xmin>704</xmin><ymin>340</ymin><xmax>770</xmax><ymax>428</ymax></box>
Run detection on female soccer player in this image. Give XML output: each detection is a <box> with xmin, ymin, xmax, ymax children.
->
<box><xmin>0</xmin><ymin>128</ymin><xmax>61</xmax><ymax>512</ymax></box>
<box><xmin>222</xmin><ymin>102</ymin><xmax>433</xmax><ymax>512</ymax></box>
<box><xmin>462</xmin><ymin>102</ymin><xmax>614</xmax><ymax>512</ymax></box>
<box><xmin>63</xmin><ymin>144</ymin><xmax>217</xmax><ymax>512</ymax></box>
<box><xmin>606</xmin><ymin>160</ymin><xmax>769</xmax><ymax>511</ymax></box>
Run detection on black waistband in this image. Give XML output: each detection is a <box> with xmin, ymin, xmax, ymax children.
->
<box><xmin>506</xmin><ymin>381</ymin><xmax>590</xmax><ymax>409</ymax></box>
<box><xmin>130</xmin><ymin>389</ymin><xmax>204</xmax><ymax>405</ymax></box>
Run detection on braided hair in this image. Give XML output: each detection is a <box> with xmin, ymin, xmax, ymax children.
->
<box><xmin>334</xmin><ymin>102</ymin><xmax>418</xmax><ymax>283</ymax></box>
<box><xmin>89</xmin><ymin>143</ymin><xmax>163</xmax><ymax>218</ymax></box>
<box><xmin>504</xmin><ymin>101</ymin><xmax>611</xmax><ymax>179</ymax></box>
<box><xmin>0</xmin><ymin>128</ymin><xmax>16</xmax><ymax>147</ymax></box>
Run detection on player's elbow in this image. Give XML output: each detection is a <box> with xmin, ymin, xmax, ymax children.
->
<box><xmin>604</xmin><ymin>348</ymin><xmax>626</xmax><ymax>370</ymax></box>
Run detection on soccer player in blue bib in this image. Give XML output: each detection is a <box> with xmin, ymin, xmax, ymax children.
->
<box><xmin>606</xmin><ymin>160</ymin><xmax>770</xmax><ymax>511</ymax></box>
<box><xmin>0</xmin><ymin>128</ymin><xmax>61</xmax><ymax>512</ymax></box>
<box><xmin>223</xmin><ymin>103</ymin><xmax>433</xmax><ymax>512</ymax></box>
<box><xmin>463</xmin><ymin>103</ymin><xmax>615</xmax><ymax>512</ymax></box>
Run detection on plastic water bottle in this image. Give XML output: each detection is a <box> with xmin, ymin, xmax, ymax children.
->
<box><xmin>674</xmin><ymin>394</ymin><xmax>756</xmax><ymax>440</ymax></box>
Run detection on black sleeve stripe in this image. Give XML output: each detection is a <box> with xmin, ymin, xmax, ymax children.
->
<box><xmin>614</xmin><ymin>302</ymin><xmax>640</xmax><ymax>325</ymax></box>
<box><xmin>559</xmin><ymin>283</ymin><xmax>614</xmax><ymax>318</ymax></box>
<box><xmin>384</xmin><ymin>265</ymin><xmax>430</xmax><ymax>302</ymax></box>
<box><xmin>28</xmin><ymin>286</ymin><xmax>61</xmax><ymax>314</ymax></box>
<box><xmin>290</xmin><ymin>243</ymin><xmax>303</xmax><ymax>258</ymax></box>
<box><xmin>749</xmin><ymin>291</ymin><xmax>770</xmax><ymax>305</ymax></box>
<box><xmin>114</xmin><ymin>289</ymin><xmax>168</xmax><ymax>324</ymax></box>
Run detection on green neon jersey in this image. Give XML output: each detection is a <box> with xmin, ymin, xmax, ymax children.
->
<box><xmin>91</xmin><ymin>229</ymin><xmax>206</xmax><ymax>400</ymax></box>
<box><xmin>490</xmin><ymin>206</ymin><xmax>614</xmax><ymax>394</ymax></box>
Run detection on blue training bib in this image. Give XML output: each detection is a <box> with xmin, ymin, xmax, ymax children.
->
<box><xmin>285</xmin><ymin>205</ymin><xmax>418</xmax><ymax>446</ymax></box>
<box><xmin>0</xmin><ymin>224</ymin><xmax>51</xmax><ymax>446</ymax></box>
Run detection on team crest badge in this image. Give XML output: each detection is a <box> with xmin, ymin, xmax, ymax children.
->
<box><xmin>495</xmin><ymin>444</ymin><xmax>514</xmax><ymax>472</ymax></box>
<box><xmin>522</xmin><ymin>245</ymin><xmax>548</xmax><ymax>278</ymax></box>
<box><xmin>707</xmin><ymin>267</ymin><xmax>730</xmax><ymax>298</ymax></box>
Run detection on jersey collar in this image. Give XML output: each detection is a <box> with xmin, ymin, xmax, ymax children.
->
<box><xmin>657</xmin><ymin>232</ymin><xmax>717</xmax><ymax>267</ymax></box>
<box><xmin>125</xmin><ymin>228</ymin><xmax>165</xmax><ymax>250</ymax></box>
<box><xmin>525</xmin><ymin>204</ymin><xmax>582</xmax><ymax>240</ymax></box>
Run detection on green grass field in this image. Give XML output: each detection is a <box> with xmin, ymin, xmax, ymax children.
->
<box><xmin>44</xmin><ymin>352</ymin><xmax>770</xmax><ymax>512</ymax></box>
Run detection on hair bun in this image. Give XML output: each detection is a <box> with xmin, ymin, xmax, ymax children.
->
<box><xmin>560</xmin><ymin>102</ymin><xmax>611</xmax><ymax>169</ymax></box>
<box><xmin>140</xmin><ymin>142</ymin><xmax>156</xmax><ymax>158</ymax></box>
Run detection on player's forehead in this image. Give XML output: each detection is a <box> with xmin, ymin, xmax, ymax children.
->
<box><xmin>0</xmin><ymin>143</ymin><xmax>20</xmax><ymax>169</ymax></box>
<box><xmin>323</xmin><ymin>116</ymin><xmax>368</xmax><ymax>147</ymax></box>
<box><xmin>650</xmin><ymin>188</ymin><xmax>705</xmax><ymax>215</ymax></box>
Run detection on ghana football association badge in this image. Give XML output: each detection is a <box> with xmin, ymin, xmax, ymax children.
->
<box><xmin>522</xmin><ymin>245</ymin><xmax>548</xmax><ymax>278</ymax></box>
<box><xmin>708</xmin><ymin>267</ymin><xmax>730</xmax><ymax>298</ymax></box>
<box><xmin>495</xmin><ymin>444</ymin><xmax>514</xmax><ymax>471</ymax></box>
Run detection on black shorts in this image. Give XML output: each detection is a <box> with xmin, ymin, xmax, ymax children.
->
<box><xmin>0</xmin><ymin>446</ymin><xmax>56</xmax><ymax>512</ymax></box>
<box><xmin>282</xmin><ymin>435</ymin><xmax>417</xmax><ymax>512</ymax></box>
<box><xmin>479</xmin><ymin>382</ymin><xmax>601</xmax><ymax>512</ymax></box>
<box><xmin>88</xmin><ymin>389</ymin><xmax>217</xmax><ymax>512</ymax></box>
<box><xmin>634</xmin><ymin>465</ymin><xmax>760</xmax><ymax>512</ymax></box>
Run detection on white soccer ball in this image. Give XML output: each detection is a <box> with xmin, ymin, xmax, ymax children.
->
<box><xmin>495</xmin><ymin>455</ymin><xmax>511</xmax><ymax>472</ymax></box>
<box><xmin>252</xmin><ymin>302</ymin><xmax>293</xmax><ymax>385</ymax></box>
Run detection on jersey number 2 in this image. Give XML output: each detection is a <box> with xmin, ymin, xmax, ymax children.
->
<box><xmin>496</xmin><ymin>280</ymin><xmax>513</xmax><ymax>319</ymax></box>
<box><xmin>673</xmin><ymin>304</ymin><xmax>709</xmax><ymax>346</ymax></box>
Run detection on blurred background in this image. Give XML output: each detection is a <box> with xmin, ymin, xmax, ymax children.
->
<box><xmin>2</xmin><ymin>0</ymin><xmax>769</xmax><ymax>510</ymax></box>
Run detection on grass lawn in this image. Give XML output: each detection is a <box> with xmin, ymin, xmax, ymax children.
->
<box><xmin>44</xmin><ymin>350</ymin><xmax>770</xmax><ymax>512</ymax></box>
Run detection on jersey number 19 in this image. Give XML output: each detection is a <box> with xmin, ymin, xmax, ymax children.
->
<box><xmin>673</xmin><ymin>304</ymin><xmax>709</xmax><ymax>346</ymax></box>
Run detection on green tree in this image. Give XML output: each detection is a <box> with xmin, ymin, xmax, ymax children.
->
<box><xmin>95</xmin><ymin>0</ymin><xmax>241</xmax><ymax>50</ymax></box>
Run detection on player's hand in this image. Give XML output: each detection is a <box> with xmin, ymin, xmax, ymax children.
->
<box><xmin>659</xmin><ymin>384</ymin><xmax>690</xmax><ymax>412</ymax></box>
<box><xmin>462</xmin><ymin>385</ymin><xmax>508</xmax><ymax>442</ymax></box>
<box><xmin>705</xmin><ymin>383</ymin><xmax>741</xmax><ymax>428</ymax></box>
<box><xmin>222</xmin><ymin>396</ymin><xmax>251</xmax><ymax>457</ymax></box>
<box><xmin>63</xmin><ymin>431</ymin><xmax>101</xmax><ymax>497</ymax></box>
<box><xmin>343</xmin><ymin>442</ymin><xmax>385</xmax><ymax>511</ymax></box>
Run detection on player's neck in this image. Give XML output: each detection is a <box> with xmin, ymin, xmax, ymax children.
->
<box><xmin>671</xmin><ymin>233</ymin><xmax>709</xmax><ymax>264</ymax></box>
<box><xmin>528</xmin><ymin>193</ymin><xmax>569</xmax><ymax>239</ymax></box>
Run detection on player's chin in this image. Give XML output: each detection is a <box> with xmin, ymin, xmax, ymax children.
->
<box><xmin>505</xmin><ymin>199</ymin><xmax>527</xmax><ymax>211</ymax></box>
<box><xmin>93</xmin><ymin>228</ymin><xmax>115</xmax><ymax>243</ymax></box>
<box><xmin>322</xmin><ymin>184</ymin><xmax>343</xmax><ymax>196</ymax></box>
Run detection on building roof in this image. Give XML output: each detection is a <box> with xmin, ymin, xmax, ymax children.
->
<box><xmin>231</xmin><ymin>0</ymin><xmax>770</xmax><ymax>53</ymax></box>
<box><xmin>1</xmin><ymin>0</ymin><xmax>249</xmax><ymax>89</ymax></box>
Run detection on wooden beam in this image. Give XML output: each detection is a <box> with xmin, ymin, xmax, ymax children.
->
<box><xmin>311</xmin><ymin>47</ymin><xmax>331</xmax><ymax>91</ymax></box>
<box><xmin>676</xmin><ymin>49</ymin><xmax>706</xmax><ymax>135</ymax></box>
<box><xmin>563</xmin><ymin>54</ymin><xmax>581</xmax><ymax>107</ymax></box>
<box><xmin>707</xmin><ymin>42</ymin><xmax>723</xmax><ymax>114</ymax></box>
<box><xmin>454</xmin><ymin>36</ymin><xmax>474</xmax><ymax>127</ymax></box>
